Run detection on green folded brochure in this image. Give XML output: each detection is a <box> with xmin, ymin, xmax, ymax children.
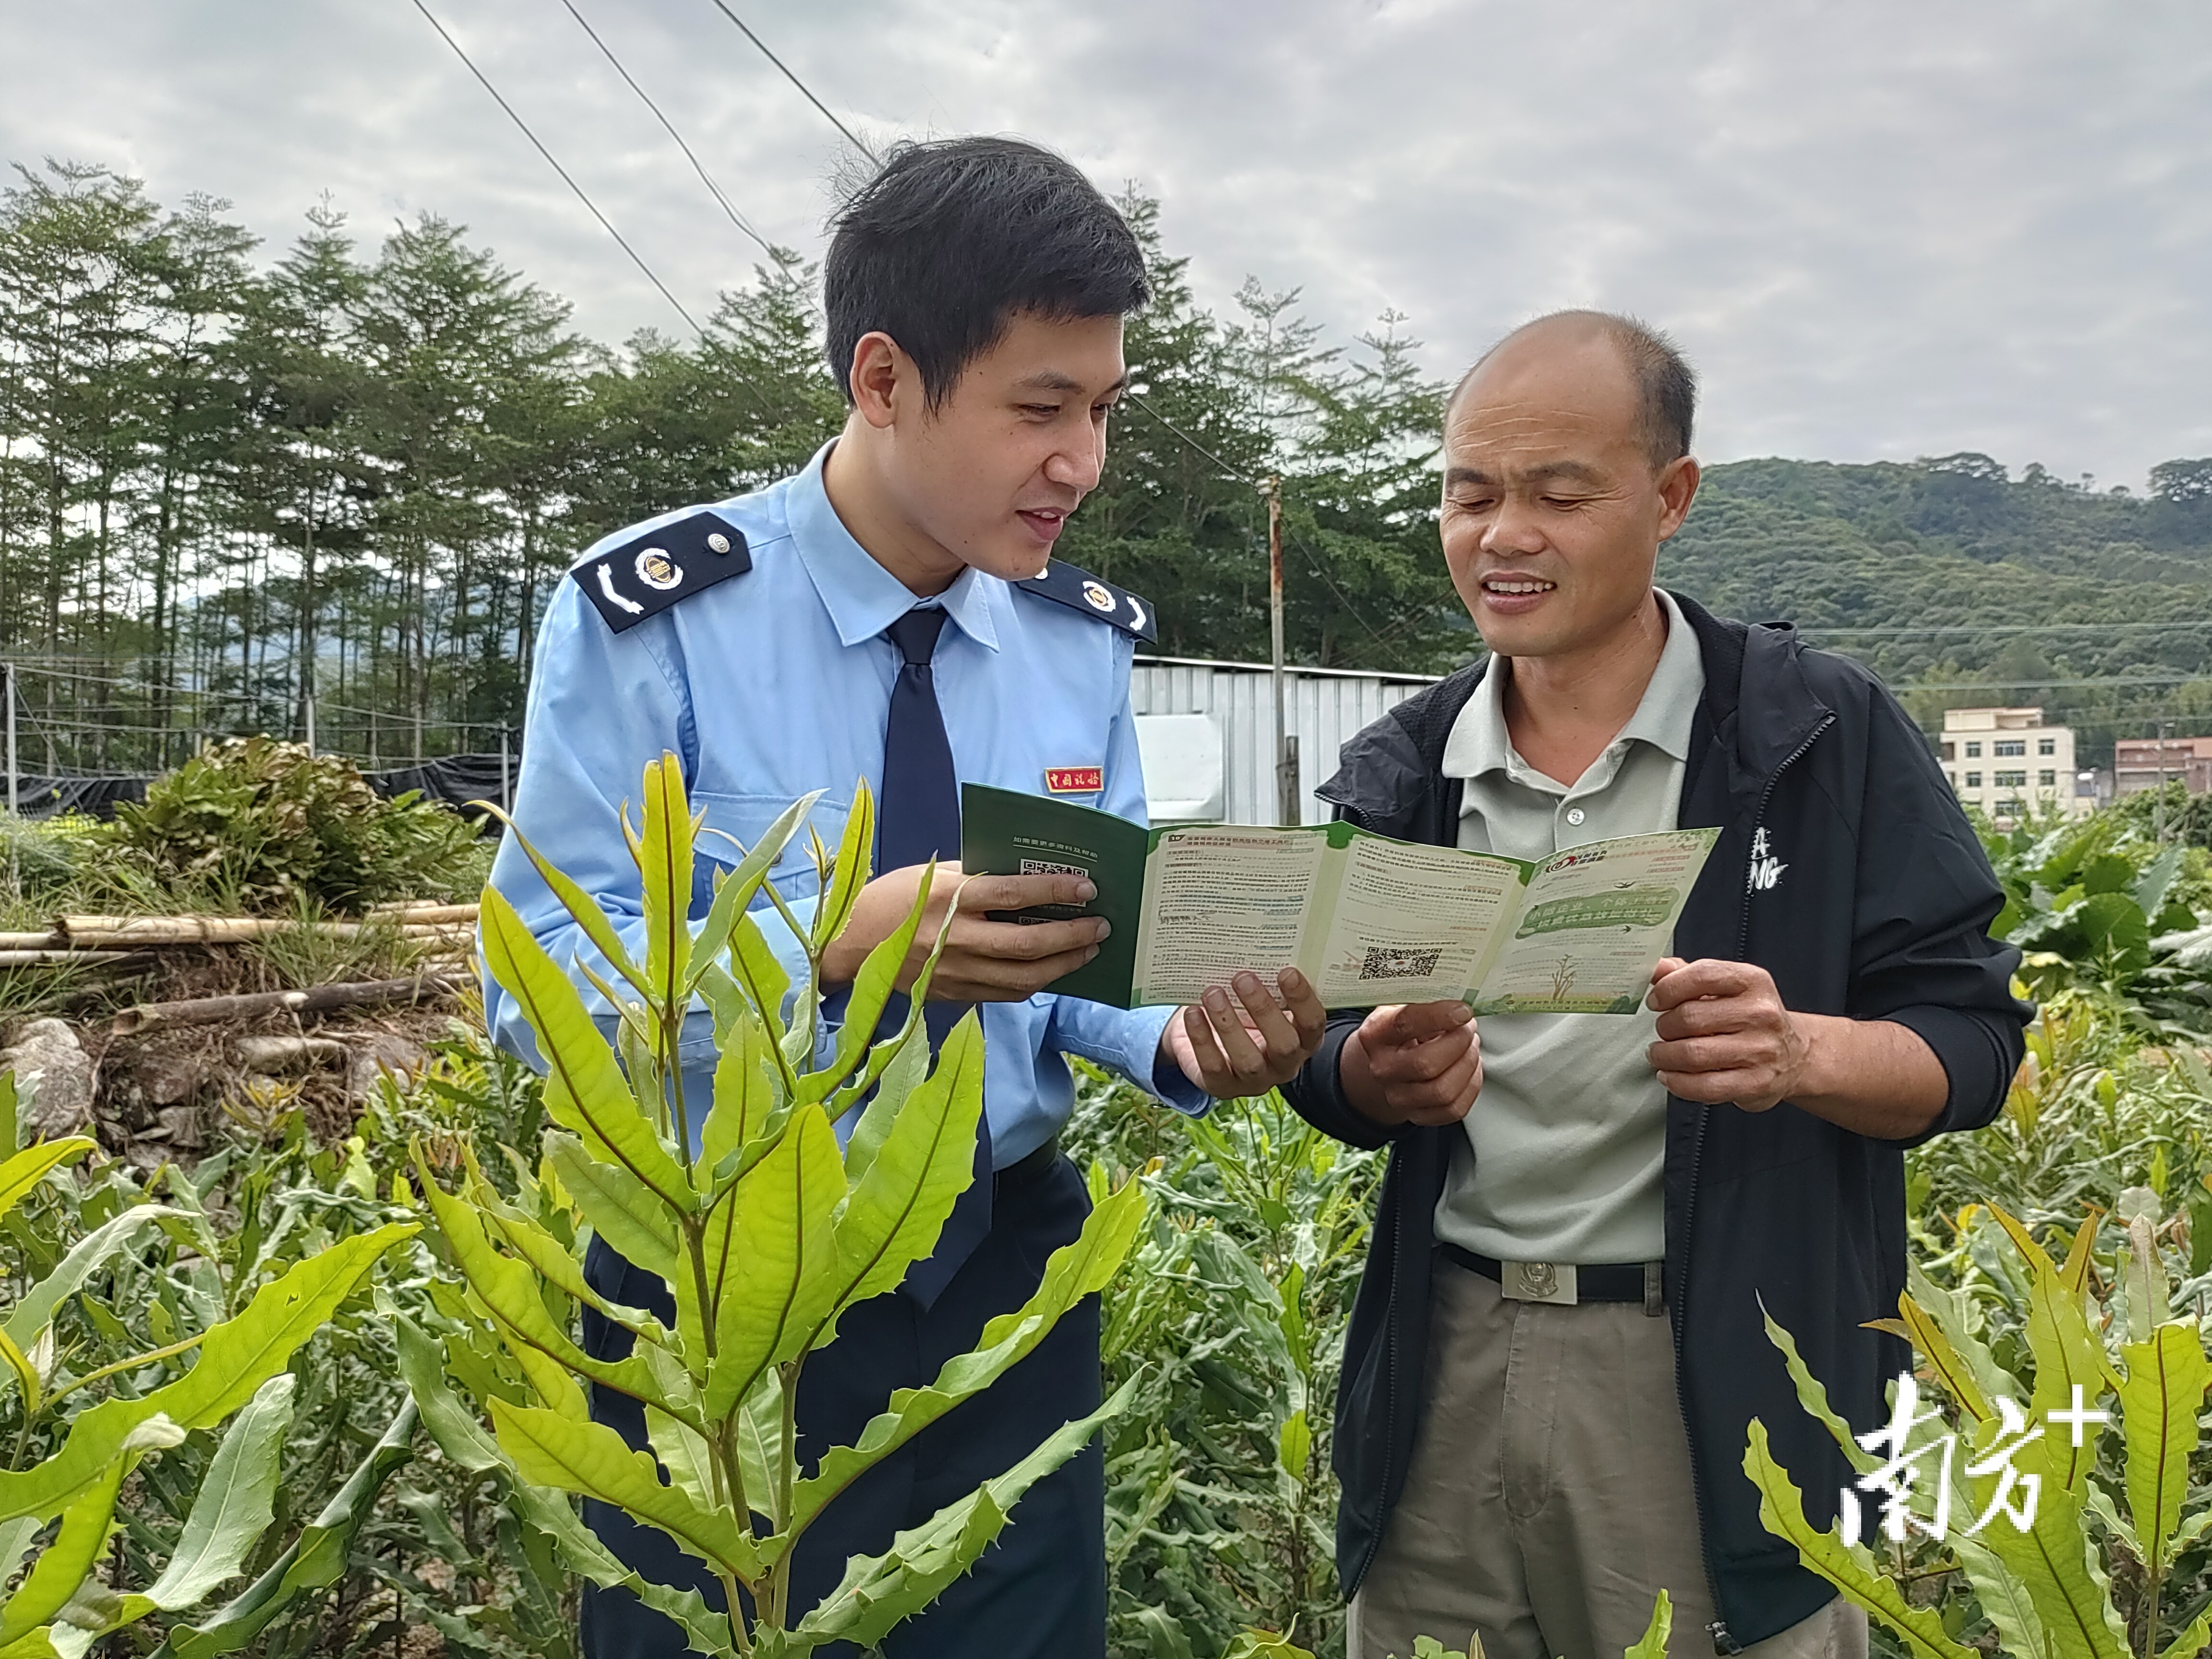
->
<box><xmin>960</xmin><ymin>783</ymin><xmax>1718</xmax><ymax>1012</ymax></box>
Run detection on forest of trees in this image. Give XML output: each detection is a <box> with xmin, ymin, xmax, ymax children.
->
<box><xmin>4</xmin><ymin>153</ymin><xmax>2211</xmax><ymax>776</ymax></box>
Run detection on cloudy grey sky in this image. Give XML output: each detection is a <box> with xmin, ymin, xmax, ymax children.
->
<box><xmin>4</xmin><ymin>0</ymin><xmax>2208</xmax><ymax>487</ymax></box>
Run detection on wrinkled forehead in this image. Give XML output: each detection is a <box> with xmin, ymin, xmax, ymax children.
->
<box><xmin>1443</xmin><ymin>394</ymin><xmax>1639</xmax><ymax>481</ymax></box>
<box><xmin>1446</xmin><ymin>332</ymin><xmax>1646</xmax><ymax>465</ymax></box>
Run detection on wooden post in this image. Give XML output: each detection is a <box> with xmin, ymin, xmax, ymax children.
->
<box><xmin>1266</xmin><ymin>476</ymin><xmax>1296</xmax><ymax>826</ymax></box>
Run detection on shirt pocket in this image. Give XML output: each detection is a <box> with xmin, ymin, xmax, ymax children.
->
<box><xmin>690</xmin><ymin>790</ymin><xmax>852</xmax><ymax>914</ymax></box>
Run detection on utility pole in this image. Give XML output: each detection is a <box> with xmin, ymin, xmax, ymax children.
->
<box><xmin>3</xmin><ymin>662</ymin><xmax>15</xmax><ymax>817</ymax></box>
<box><xmin>2155</xmin><ymin>716</ymin><xmax>2171</xmax><ymax>842</ymax></box>
<box><xmin>1266</xmin><ymin>476</ymin><xmax>1298</xmax><ymax>826</ymax></box>
<box><xmin>500</xmin><ymin>725</ymin><xmax>512</xmax><ymax>813</ymax></box>
<box><xmin>3</xmin><ymin>663</ymin><xmax>13</xmax><ymax>895</ymax></box>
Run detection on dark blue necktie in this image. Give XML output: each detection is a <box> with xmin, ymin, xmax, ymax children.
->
<box><xmin>877</xmin><ymin>607</ymin><xmax>988</xmax><ymax>1308</ymax></box>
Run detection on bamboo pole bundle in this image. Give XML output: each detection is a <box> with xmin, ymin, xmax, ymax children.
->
<box><xmin>112</xmin><ymin>974</ymin><xmax>462</xmax><ymax>1035</ymax></box>
<box><xmin>57</xmin><ymin>915</ymin><xmax>481</xmax><ymax>947</ymax></box>
<box><xmin>365</xmin><ymin>902</ymin><xmax>481</xmax><ymax>925</ymax></box>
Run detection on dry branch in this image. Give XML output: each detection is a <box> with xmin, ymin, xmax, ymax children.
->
<box><xmin>111</xmin><ymin>974</ymin><xmax>461</xmax><ymax>1036</ymax></box>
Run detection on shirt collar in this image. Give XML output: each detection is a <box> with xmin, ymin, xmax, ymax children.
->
<box><xmin>784</xmin><ymin>441</ymin><xmax>1002</xmax><ymax>652</ymax></box>
<box><xmin>1442</xmin><ymin>588</ymin><xmax>1704</xmax><ymax>782</ymax></box>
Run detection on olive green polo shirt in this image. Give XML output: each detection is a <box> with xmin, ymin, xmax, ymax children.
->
<box><xmin>1434</xmin><ymin>589</ymin><xmax>1704</xmax><ymax>1265</ymax></box>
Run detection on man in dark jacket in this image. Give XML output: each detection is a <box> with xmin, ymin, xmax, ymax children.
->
<box><xmin>1285</xmin><ymin>311</ymin><xmax>2029</xmax><ymax>1659</ymax></box>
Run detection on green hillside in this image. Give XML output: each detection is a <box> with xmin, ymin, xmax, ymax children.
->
<box><xmin>1658</xmin><ymin>454</ymin><xmax>2212</xmax><ymax>766</ymax></box>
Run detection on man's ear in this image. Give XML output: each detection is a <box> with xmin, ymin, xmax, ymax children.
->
<box><xmin>846</xmin><ymin>331</ymin><xmax>910</xmax><ymax>430</ymax></box>
<box><xmin>1655</xmin><ymin>455</ymin><xmax>1701</xmax><ymax>541</ymax></box>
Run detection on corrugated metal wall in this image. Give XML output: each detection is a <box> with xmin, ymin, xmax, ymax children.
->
<box><xmin>1130</xmin><ymin>656</ymin><xmax>1441</xmax><ymax>826</ymax></box>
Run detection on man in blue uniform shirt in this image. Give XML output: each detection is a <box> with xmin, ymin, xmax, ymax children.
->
<box><xmin>486</xmin><ymin>136</ymin><xmax>1327</xmax><ymax>1659</ymax></box>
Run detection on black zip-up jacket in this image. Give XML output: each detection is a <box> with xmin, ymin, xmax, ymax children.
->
<box><xmin>1285</xmin><ymin>593</ymin><xmax>2030</xmax><ymax>1653</ymax></box>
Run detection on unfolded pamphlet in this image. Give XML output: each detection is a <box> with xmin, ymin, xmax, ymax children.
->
<box><xmin>960</xmin><ymin>783</ymin><xmax>1717</xmax><ymax>1012</ymax></box>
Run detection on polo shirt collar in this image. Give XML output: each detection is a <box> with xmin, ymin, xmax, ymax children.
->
<box><xmin>785</xmin><ymin>442</ymin><xmax>1002</xmax><ymax>652</ymax></box>
<box><xmin>1443</xmin><ymin>588</ymin><xmax>1703</xmax><ymax>782</ymax></box>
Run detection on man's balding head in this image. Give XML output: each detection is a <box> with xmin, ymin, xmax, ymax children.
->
<box><xmin>1438</xmin><ymin>310</ymin><xmax>1702</xmax><ymax>665</ymax></box>
<box><xmin>1451</xmin><ymin>311</ymin><xmax>1697</xmax><ymax>471</ymax></box>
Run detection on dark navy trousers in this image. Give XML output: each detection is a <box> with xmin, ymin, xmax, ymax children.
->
<box><xmin>576</xmin><ymin>1152</ymin><xmax>1106</xmax><ymax>1659</ymax></box>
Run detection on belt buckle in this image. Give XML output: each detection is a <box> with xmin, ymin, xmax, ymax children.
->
<box><xmin>1500</xmin><ymin>1260</ymin><xmax>1578</xmax><ymax>1306</ymax></box>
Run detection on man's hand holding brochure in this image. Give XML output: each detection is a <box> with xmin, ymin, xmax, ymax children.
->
<box><xmin>961</xmin><ymin>782</ymin><xmax>1717</xmax><ymax>1013</ymax></box>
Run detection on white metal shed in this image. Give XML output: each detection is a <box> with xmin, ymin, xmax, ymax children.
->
<box><xmin>1130</xmin><ymin>655</ymin><xmax>1445</xmax><ymax>826</ymax></box>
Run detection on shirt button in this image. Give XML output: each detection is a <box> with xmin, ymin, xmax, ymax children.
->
<box><xmin>1565</xmin><ymin>807</ymin><xmax>1586</xmax><ymax>827</ymax></box>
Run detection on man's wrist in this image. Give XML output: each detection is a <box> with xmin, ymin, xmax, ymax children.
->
<box><xmin>1336</xmin><ymin>1032</ymin><xmax>1395</xmax><ymax>1127</ymax></box>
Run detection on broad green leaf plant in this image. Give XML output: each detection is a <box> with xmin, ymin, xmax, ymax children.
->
<box><xmin>417</xmin><ymin>755</ymin><xmax>1146</xmax><ymax>1657</ymax></box>
<box><xmin>1747</xmin><ymin>1199</ymin><xmax>2212</xmax><ymax>1659</ymax></box>
<box><xmin>0</xmin><ymin>1070</ymin><xmax>416</xmax><ymax>1659</ymax></box>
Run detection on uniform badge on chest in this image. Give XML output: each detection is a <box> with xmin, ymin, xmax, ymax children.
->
<box><xmin>1045</xmin><ymin>767</ymin><xmax>1104</xmax><ymax>794</ymax></box>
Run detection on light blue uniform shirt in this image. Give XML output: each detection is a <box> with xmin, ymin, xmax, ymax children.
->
<box><xmin>485</xmin><ymin>443</ymin><xmax>1206</xmax><ymax>1164</ymax></box>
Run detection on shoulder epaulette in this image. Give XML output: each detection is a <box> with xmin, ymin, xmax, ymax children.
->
<box><xmin>1013</xmin><ymin>561</ymin><xmax>1157</xmax><ymax>643</ymax></box>
<box><xmin>572</xmin><ymin>511</ymin><xmax>751</xmax><ymax>633</ymax></box>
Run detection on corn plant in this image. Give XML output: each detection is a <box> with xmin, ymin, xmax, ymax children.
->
<box><xmin>1746</xmin><ymin>1199</ymin><xmax>2212</xmax><ymax>1659</ymax></box>
<box><xmin>0</xmin><ymin>1070</ymin><xmax>417</xmax><ymax>1659</ymax></box>
<box><xmin>409</xmin><ymin>754</ymin><xmax>1145</xmax><ymax>1658</ymax></box>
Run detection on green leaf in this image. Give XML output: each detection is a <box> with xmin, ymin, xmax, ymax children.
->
<box><xmin>542</xmin><ymin>1133</ymin><xmax>679</xmax><ymax>1281</ymax></box>
<box><xmin>638</xmin><ymin>754</ymin><xmax>695</xmax><ymax>1015</ymax></box>
<box><xmin>0</xmin><ymin>1074</ymin><xmax>16</xmax><ymax>1156</ymax></box>
<box><xmin>1741</xmin><ymin>1419</ymin><xmax>1979</xmax><ymax>1659</ymax></box>
<box><xmin>1220</xmin><ymin>1631</ymin><xmax>1310</xmax><ymax>1659</ymax></box>
<box><xmin>781</xmin><ymin>1176</ymin><xmax>1144</xmax><ymax>1543</ymax></box>
<box><xmin>481</xmin><ymin>816</ymin><xmax>654</xmax><ymax>1006</ymax></box>
<box><xmin>479</xmin><ymin>887</ymin><xmax>695</xmax><ymax>1214</ymax></box>
<box><xmin>140</xmin><ymin>1376</ymin><xmax>295</xmax><ymax>1611</ymax></box>
<box><xmin>1276</xmin><ymin>1409</ymin><xmax>1311</xmax><ymax>1482</ymax></box>
<box><xmin>1988</xmin><ymin>1204</ymin><xmax>2115</xmax><ymax>1495</ymax></box>
<box><xmin>698</xmin><ymin>1103</ymin><xmax>844</xmax><ymax>1419</ymax></box>
<box><xmin>0</xmin><ymin>1225</ymin><xmax>412</xmax><ymax>1525</ymax></box>
<box><xmin>689</xmin><ymin>793</ymin><xmax>821</xmax><ymax>998</ymax></box>
<box><xmin>403</xmin><ymin>1316</ymin><xmax>726</xmax><ymax>1649</ymax></box>
<box><xmin>820</xmin><ymin>1013</ymin><xmax>986</xmax><ymax>1330</ymax></box>
<box><xmin>2161</xmin><ymin>1609</ymin><xmax>2212</xmax><ymax>1659</ymax></box>
<box><xmin>645</xmin><ymin>1406</ymin><xmax>721</xmax><ymax>1514</ymax></box>
<box><xmin>725</xmin><ymin>914</ymin><xmax>794</xmax><ymax>1054</ymax></box>
<box><xmin>3</xmin><ymin>1207</ymin><xmax>180</xmax><ymax>1355</ymax></box>
<box><xmin>490</xmin><ymin>1401</ymin><xmax>762</xmax><ymax>1579</ymax></box>
<box><xmin>787</xmin><ymin>1375</ymin><xmax>1137</xmax><ymax>1653</ymax></box>
<box><xmin>2136</xmin><ymin>844</ymin><xmax>2187</xmax><ymax>917</ymax></box>
<box><xmin>699</xmin><ymin>1008</ymin><xmax>783</xmax><ymax>1181</ymax></box>
<box><xmin>809</xmin><ymin>781</ymin><xmax>874</xmax><ymax>955</ymax></box>
<box><xmin>1970</xmin><ymin>1482</ymin><xmax>2130</xmax><ymax>1659</ymax></box>
<box><xmin>2118</xmin><ymin>1321</ymin><xmax>2212</xmax><ymax>1581</ymax></box>
<box><xmin>1624</xmin><ymin>1589</ymin><xmax>1672</xmax><ymax>1659</ymax></box>
<box><xmin>0</xmin><ymin>1431</ymin><xmax>148</xmax><ymax>1646</ymax></box>
<box><xmin>413</xmin><ymin>1155</ymin><xmax>675</xmax><ymax>1419</ymax></box>
<box><xmin>0</xmin><ymin>1142</ymin><xmax>95</xmax><ymax>1225</ymax></box>
<box><xmin>800</xmin><ymin>859</ymin><xmax>933</xmax><ymax>1107</ymax></box>
<box><xmin>395</xmin><ymin>1316</ymin><xmax>503</xmax><ymax>1474</ymax></box>
<box><xmin>1949</xmin><ymin>1536</ymin><xmax>2050</xmax><ymax>1659</ymax></box>
<box><xmin>157</xmin><ymin>1401</ymin><xmax>417</xmax><ymax>1659</ymax></box>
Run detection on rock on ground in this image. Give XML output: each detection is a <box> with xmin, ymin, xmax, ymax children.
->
<box><xmin>0</xmin><ymin>1019</ymin><xmax>96</xmax><ymax>1141</ymax></box>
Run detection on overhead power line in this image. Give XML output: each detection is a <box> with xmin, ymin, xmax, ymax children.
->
<box><xmin>703</xmin><ymin>1</ymin><xmax>879</xmax><ymax>163</ymax></box>
<box><xmin>408</xmin><ymin>0</ymin><xmax>704</xmax><ymax>334</ymax></box>
<box><xmin>556</xmin><ymin>0</ymin><xmax>782</xmax><ymax>262</ymax></box>
<box><xmin>1806</xmin><ymin>620</ymin><xmax>2212</xmax><ymax>638</ymax></box>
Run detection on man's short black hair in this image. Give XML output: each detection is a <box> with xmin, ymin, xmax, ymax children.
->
<box><xmin>824</xmin><ymin>136</ymin><xmax>1150</xmax><ymax>409</ymax></box>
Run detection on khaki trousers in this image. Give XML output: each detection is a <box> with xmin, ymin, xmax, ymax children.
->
<box><xmin>1346</xmin><ymin>1257</ymin><xmax>1867</xmax><ymax>1659</ymax></box>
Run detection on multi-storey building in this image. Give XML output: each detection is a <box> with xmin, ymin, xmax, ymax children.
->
<box><xmin>1939</xmin><ymin>707</ymin><xmax>2092</xmax><ymax>824</ymax></box>
<box><xmin>2115</xmin><ymin>735</ymin><xmax>2212</xmax><ymax>797</ymax></box>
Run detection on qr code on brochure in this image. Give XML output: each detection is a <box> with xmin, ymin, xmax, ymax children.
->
<box><xmin>1359</xmin><ymin>946</ymin><xmax>1443</xmax><ymax>980</ymax></box>
<box><xmin>1020</xmin><ymin>859</ymin><xmax>1088</xmax><ymax>878</ymax></box>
